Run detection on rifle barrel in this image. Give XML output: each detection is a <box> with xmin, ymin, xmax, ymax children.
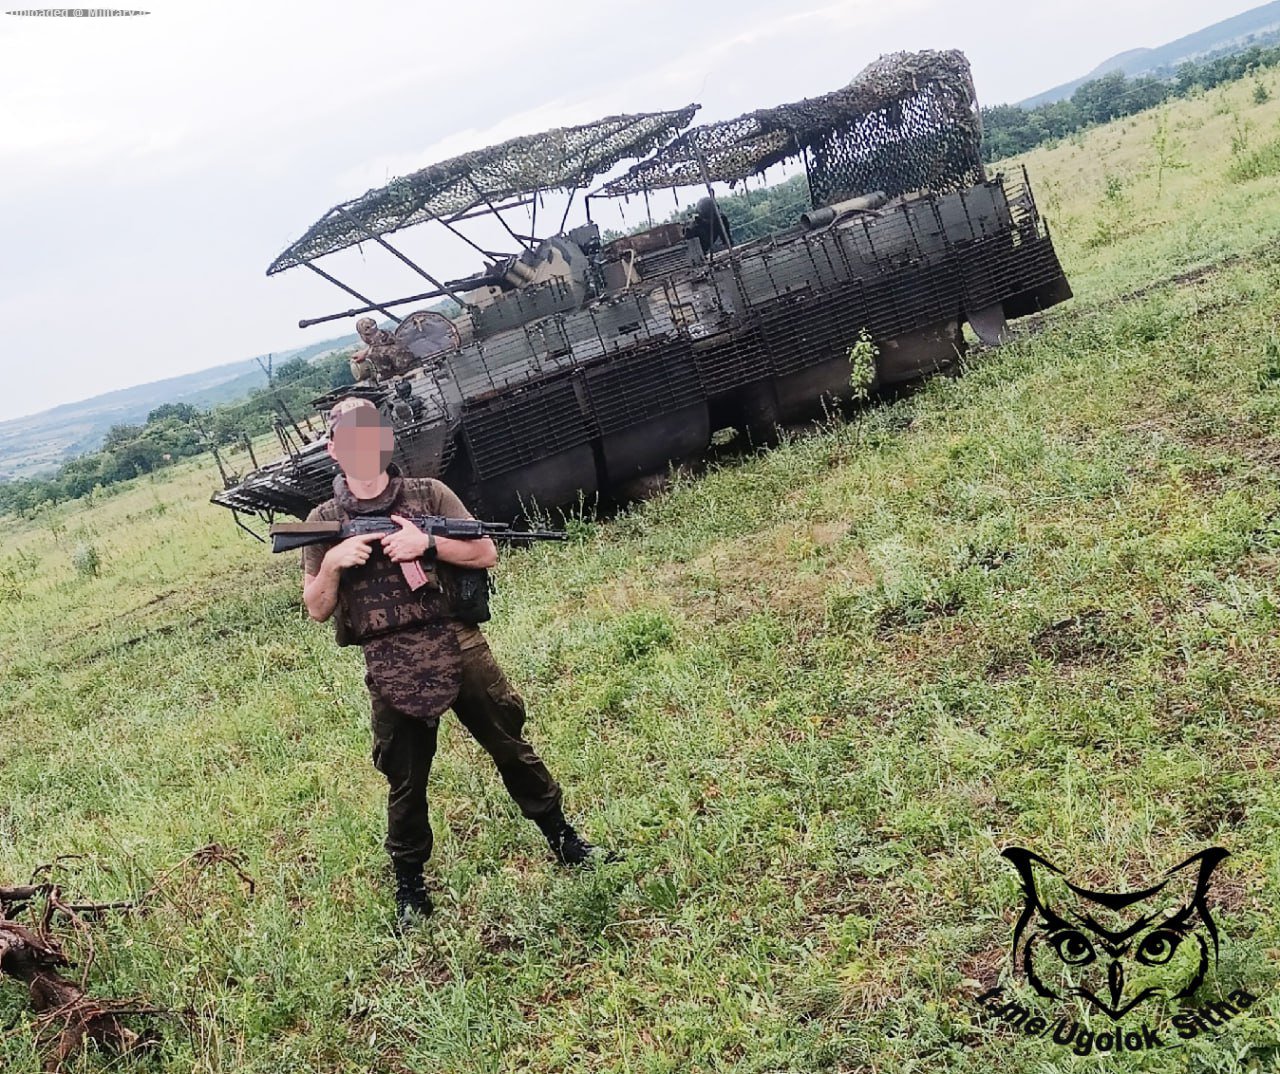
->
<box><xmin>269</xmin><ymin>516</ymin><xmax>566</xmax><ymax>554</ymax></box>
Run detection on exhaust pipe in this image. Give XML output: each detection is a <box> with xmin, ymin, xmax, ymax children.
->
<box><xmin>801</xmin><ymin>190</ymin><xmax>888</xmax><ymax>230</ymax></box>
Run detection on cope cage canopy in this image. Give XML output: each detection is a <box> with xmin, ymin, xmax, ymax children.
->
<box><xmin>598</xmin><ymin>50</ymin><xmax>985</xmax><ymax>206</ymax></box>
<box><xmin>266</xmin><ymin>105</ymin><xmax>700</xmax><ymax>276</ymax></box>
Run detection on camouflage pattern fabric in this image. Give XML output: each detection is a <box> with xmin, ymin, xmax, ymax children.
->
<box><xmin>267</xmin><ymin>107</ymin><xmax>699</xmax><ymax>276</ymax></box>
<box><xmin>365</xmin><ymin>330</ymin><xmax>415</xmax><ymax>376</ymax></box>
<box><xmin>601</xmin><ymin>50</ymin><xmax>983</xmax><ymax>205</ymax></box>
<box><xmin>363</xmin><ymin>628</ymin><xmax>462</xmax><ymax>723</ymax></box>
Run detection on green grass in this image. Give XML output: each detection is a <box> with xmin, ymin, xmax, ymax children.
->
<box><xmin>1229</xmin><ymin>135</ymin><xmax>1280</xmax><ymax>183</ymax></box>
<box><xmin>6</xmin><ymin>71</ymin><xmax>1280</xmax><ymax>1073</ymax></box>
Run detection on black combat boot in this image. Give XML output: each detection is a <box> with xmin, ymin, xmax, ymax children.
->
<box><xmin>393</xmin><ymin>861</ymin><xmax>433</xmax><ymax>929</ymax></box>
<box><xmin>534</xmin><ymin>810</ymin><xmax>604</xmax><ymax>866</ymax></box>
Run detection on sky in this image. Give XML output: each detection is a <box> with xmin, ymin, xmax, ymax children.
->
<box><xmin>0</xmin><ymin>0</ymin><xmax>1259</xmax><ymax>423</ymax></box>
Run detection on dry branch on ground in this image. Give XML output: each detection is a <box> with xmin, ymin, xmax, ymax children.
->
<box><xmin>0</xmin><ymin>844</ymin><xmax>253</xmax><ymax>1071</ymax></box>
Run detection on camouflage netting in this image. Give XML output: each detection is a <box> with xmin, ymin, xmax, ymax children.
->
<box><xmin>599</xmin><ymin>50</ymin><xmax>984</xmax><ymax>206</ymax></box>
<box><xmin>267</xmin><ymin>107</ymin><xmax>699</xmax><ymax>276</ymax></box>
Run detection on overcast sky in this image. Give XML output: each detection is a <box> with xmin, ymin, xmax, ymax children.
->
<box><xmin>0</xmin><ymin>0</ymin><xmax>1255</xmax><ymax>423</ymax></box>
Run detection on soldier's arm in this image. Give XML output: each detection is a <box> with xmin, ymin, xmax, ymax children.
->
<box><xmin>434</xmin><ymin>533</ymin><xmax>498</xmax><ymax>569</ymax></box>
<box><xmin>302</xmin><ymin>533</ymin><xmax>382</xmax><ymax>621</ymax></box>
<box><xmin>386</xmin><ymin>480</ymin><xmax>498</xmax><ymax>568</ymax></box>
<box><xmin>349</xmin><ymin>355</ymin><xmax>373</xmax><ymax>382</ymax></box>
<box><xmin>300</xmin><ymin>506</ymin><xmax>339</xmax><ymax>621</ymax></box>
<box><xmin>429</xmin><ymin>480</ymin><xmax>498</xmax><ymax>568</ymax></box>
<box><xmin>382</xmin><ymin>515</ymin><xmax>498</xmax><ymax>569</ymax></box>
<box><xmin>302</xmin><ymin>568</ymin><xmax>340</xmax><ymax>622</ymax></box>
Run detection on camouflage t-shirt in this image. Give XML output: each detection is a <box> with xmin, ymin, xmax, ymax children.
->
<box><xmin>357</xmin><ymin>330</ymin><xmax>412</xmax><ymax>376</ymax></box>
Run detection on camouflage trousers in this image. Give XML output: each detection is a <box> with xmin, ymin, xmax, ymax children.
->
<box><xmin>368</xmin><ymin>632</ymin><xmax>563</xmax><ymax>866</ymax></box>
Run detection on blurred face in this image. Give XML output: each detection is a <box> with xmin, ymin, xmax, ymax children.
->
<box><xmin>327</xmin><ymin>407</ymin><xmax>394</xmax><ymax>482</ymax></box>
<box><xmin>357</xmin><ymin>320</ymin><xmax>378</xmax><ymax>344</ymax></box>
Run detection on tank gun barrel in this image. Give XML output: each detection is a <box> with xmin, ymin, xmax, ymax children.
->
<box><xmin>300</xmin><ymin>291</ymin><xmax>449</xmax><ymax>329</ymax></box>
<box><xmin>298</xmin><ymin>273</ymin><xmax>487</xmax><ymax>328</ymax></box>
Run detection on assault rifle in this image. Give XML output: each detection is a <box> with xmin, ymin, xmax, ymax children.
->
<box><xmin>269</xmin><ymin>515</ymin><xmax>567</xmax><ymax>555</ymax></box>
<box><xmin>272</xmin><ymin>515</ymin><xmax>567</xmax><ymax>619</ymax></box>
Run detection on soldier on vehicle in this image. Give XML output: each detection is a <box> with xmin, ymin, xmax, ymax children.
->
<box><xmin>685</xmin><ymin>196</ymin><xmax>733</xmax><ymax>254</ymax></box>
<box><xmin>300</xmin><ymin>397</ymin><xmax>604</xmax><ymax>929</ymax></box>
<box><xmin>350</xmin><ymin>317</ymin><xmax>414</xmax><ymax>382</ymax></box>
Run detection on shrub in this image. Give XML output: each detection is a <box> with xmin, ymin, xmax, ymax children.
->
<box><xmin>72</xmin><ymin>542</ymin><xmax>101</xmax><ymax>578</ymax></box>
<box><xmin>611</xmin><ymin>609</ymin><xmax>676</xmax><ymax>661</ymax></box>
<box><xmin>847</xmin><ymin>330</ymin><xmax>878</xmax><ymax>403</ymax></box>
<box><xmin>1228</xmin><ymin>135</ymin><xmax>1280</xmax><ymax>182</ymax></box>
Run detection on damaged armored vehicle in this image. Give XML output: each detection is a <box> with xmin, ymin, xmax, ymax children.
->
<box><xmin>211</xmin><ymin>49</ymin><xmax>1071</xmax><ymax>527</ymax></box>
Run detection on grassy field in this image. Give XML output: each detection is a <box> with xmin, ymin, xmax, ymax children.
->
<box><xmin>6</xmin><ymin>71</ymin><xmax>1280</xmax><ymax>1073</ymax></box>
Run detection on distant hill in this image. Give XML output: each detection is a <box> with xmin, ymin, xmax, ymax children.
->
<box><xmin>0</xmin><ymin>332</ymin><xmax>357</xmax><ymax>481</ymax></box>
<box><xmin>1019</xmin><ymin>1</ymin><xmax>1280</xmax><ymax>107</ymax></box>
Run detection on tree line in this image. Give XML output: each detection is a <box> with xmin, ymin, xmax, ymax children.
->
<box><xmin>0</xmin><ymin>351</ymin><xmax>356</xmax><ymax>516</ymax></box>
<box><xmin>982</xmin><ymin>43</ymin><xmax>1280</xmax><ymax>162</ymax></box>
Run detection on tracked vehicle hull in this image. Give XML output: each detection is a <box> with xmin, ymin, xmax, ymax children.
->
<box><xmin>211</xmin><ymin>51</ymin><xmax>1071</xmax><ymax>525</ymax></box>
<box><xmin>213</xmin><ymin>168</ymin><xmax>1068</xmax><ymax>522</ymax></box>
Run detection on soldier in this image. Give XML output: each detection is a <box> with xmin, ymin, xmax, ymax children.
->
<box><xmin>684</xmin><ymin>196</ymin><xmax>733</xmax><ymax>255</ymax></box>
<box><xmin>351</xmin><ymin>317</ymin><xmax>413</xmax><ymax>381</ymax></box>
<box><xmin>301</xmin><ymin>397</ymin><xmax>604</xmax><ymax>929</ymax></box>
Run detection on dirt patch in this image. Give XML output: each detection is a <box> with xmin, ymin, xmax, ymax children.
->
<box><xmin>1108</xmin><ymin>237</ymin><xmax>1280</xmax><ymax>310</ymax></box>
<box><xmin>810</xmin><ymin>521</ymin><xmax>851</xmax><ymax>547</ymax></box>
<box><xmin>956</xmin><ymin>942</ymin><xmax>1007</xmax><ymax>987</ymax></box>
<box><xmin>985</xmin><ymin>650</ymin><xmax>1029</xmax><ymax>682</ymax></box>
<box><xmin>1030</xmin><ymin>610</ymin><xmax>1132</xmax><ymax>667</ymax></box>
<box><xmin>1126</xmin><ymin>411</ymin><xmax>1280</xmax><ymax>474</ymax></box>
<box><xmin>1184</xmin><ymin>797</ymin><xmax>1249</xmax><ymax>843</ymax></box>
<box><xmin>478</xmin><ymin>921</ymin><xmax>527</xmax><ymax>956</ymax></box>
<box><xmin>1235</xmin><ymin>552</ymin><xmax>1280</xmax><ymax>580</ymax></box>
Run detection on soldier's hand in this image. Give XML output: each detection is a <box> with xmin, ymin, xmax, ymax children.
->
<box><xmin>381</xmin><ymin>515</ymin><xmax>430</xmax><ymax>562</ymax></box>
<box><xmin>322</xmin><ymin>532</ymin><xmax>382</xmax><ymax>572</ymax></box>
